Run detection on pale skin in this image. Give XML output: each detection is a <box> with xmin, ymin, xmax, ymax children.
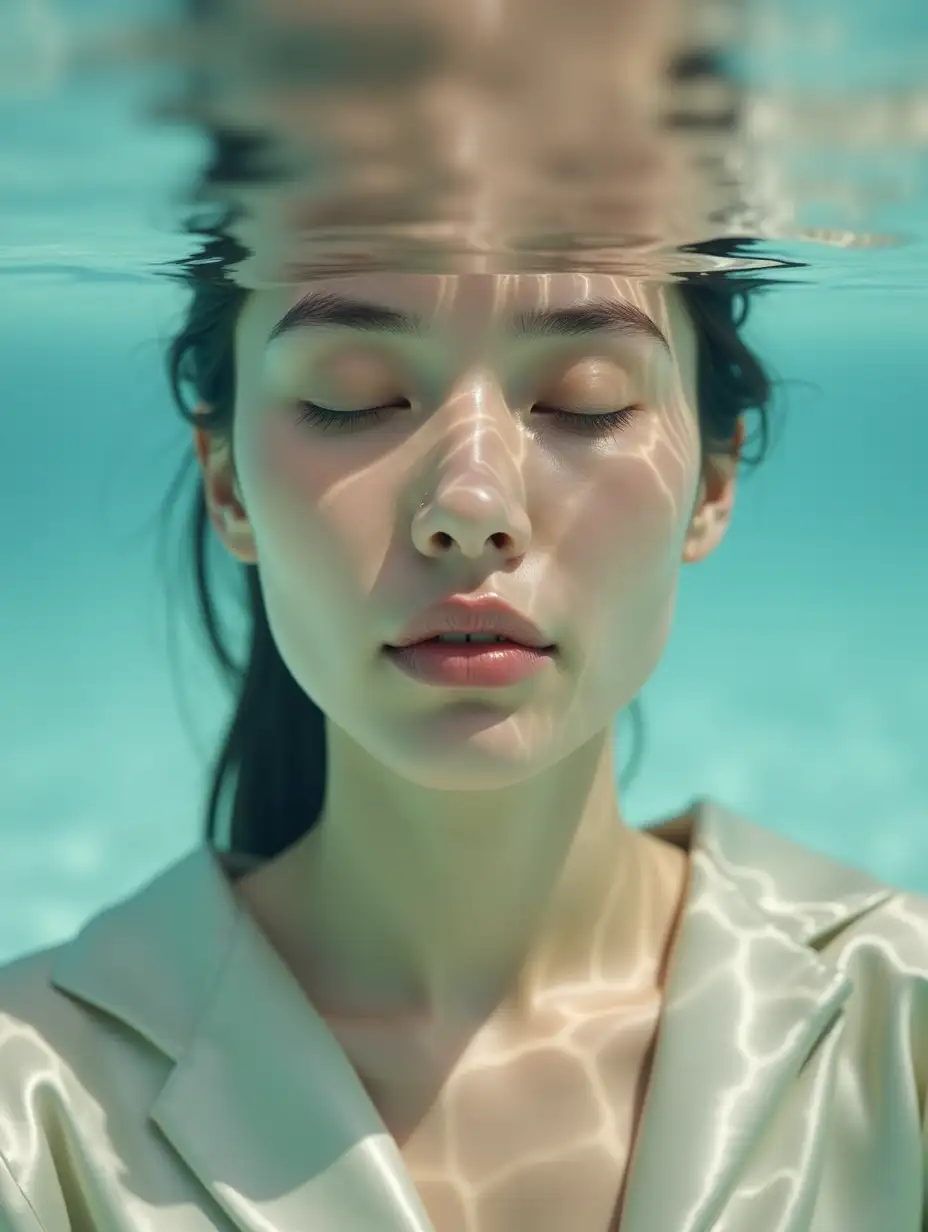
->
<box><xmin>192</xmin><ymin>271</ymin><xmax>742</xmax><ymax>1229</ymax></box>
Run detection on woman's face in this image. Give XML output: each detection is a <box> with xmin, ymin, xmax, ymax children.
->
<box><xmin>196</xmin><ymin>272</ymin><xmax>738</xmax><ymax>789</ymax></box>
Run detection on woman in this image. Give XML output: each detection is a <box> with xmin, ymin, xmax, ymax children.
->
<box><xmin>2</xmin><ymin>159</ymin><xmax>928</xmax><ymax>1232</ymax></box>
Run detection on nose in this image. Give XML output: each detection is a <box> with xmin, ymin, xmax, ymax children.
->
<box><xmin>412</xmin><ymin>484</ymin><xmax>531</xmax><ymax>560</ymax></box>
<box><xmin>410</xmin><ymin>390</ymin><xmax>532</xmax><ymax>562</ymax></box>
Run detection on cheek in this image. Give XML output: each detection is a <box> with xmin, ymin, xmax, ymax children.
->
<box><xmin>556</xmin><ymin>428</ymin><xmax>696</xmax><ymax>585</ymax></box>
<box><xmin>553</xmin><ymin>431</ymin><xmax>697</xmax><ymax>693</ymax></box>
<box><xmin>237</xmin><ymin>414</ymin><xmax>398</xmax><ymax>710</ymax></box>
<box><xmin>243</xmin><ymin>413</ymin><xmax>395</xmax><ymax>596</ymax></box>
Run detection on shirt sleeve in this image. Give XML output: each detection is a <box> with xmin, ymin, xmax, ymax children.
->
<box><xmin>923</xmin><ymin>1084</ymin><xmax>928</xmax><ymax>1230</ymax></box>
<box><xmin>920</xmin><ymin>985</ymin><xmax>928</xmax><ymax>1231</ymax></box>
<box><xmin>0</xmin><ymin>1154</ymin><xmax>49</xmax><ymax>1232</ymax></box>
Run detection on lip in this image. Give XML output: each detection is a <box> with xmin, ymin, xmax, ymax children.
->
<box><xmin>384</xmin><ymin>641</ymin><xmax>554</xmax><ymax>688</ymax></box>
<box><xmin>386</xmin><ymin>594</ymin><xmax>556</xmax><ymax>651</ymax></box>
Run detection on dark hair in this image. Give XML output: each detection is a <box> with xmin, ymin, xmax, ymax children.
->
<box><xmin>157</xmin><ymin>136</ymin><xmax>788</xmax><ymax>861</ymax></box>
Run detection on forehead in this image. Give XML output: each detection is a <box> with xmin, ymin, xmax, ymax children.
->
<box><xmin>239</xmin><ymin>272</ymin><xmax>697</xmax><ymax>376</ymax></box>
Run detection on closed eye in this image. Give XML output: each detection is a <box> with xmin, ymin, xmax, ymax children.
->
<box><xmin>294</xmin><ymin>399</ymin><xmax>639</xmax><ymax>437</ymax></box>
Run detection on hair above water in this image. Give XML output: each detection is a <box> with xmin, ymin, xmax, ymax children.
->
<box><xmin>157</xmin><ymin>151</ymin><xmax>788</xmax><ymax>860</ymax></box>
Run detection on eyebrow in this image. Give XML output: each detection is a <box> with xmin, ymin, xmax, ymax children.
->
<box><xmin>266</xmin><ymin>291</ymin><xmax>671</xmax><ymax>352</ymax></box>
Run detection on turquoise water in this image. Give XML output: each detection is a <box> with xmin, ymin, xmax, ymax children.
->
<box><xmin>1</xmin><ymin>2</ymin><xmax>927</xmax><ymax>965</ymax></box>
<box><xmin>2</xmin><ymin>271</ymin><xmax>925</xmax><ymax>967</ymax></box>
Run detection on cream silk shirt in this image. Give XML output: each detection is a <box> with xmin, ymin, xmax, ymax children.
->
<box><xmin>2</xmin><ymin>798</ymin><xmax>928</xmax><ymax>1232</ymax></box>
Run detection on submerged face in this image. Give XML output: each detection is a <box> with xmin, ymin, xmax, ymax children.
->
<box><xmin>195</xmin><ymin>272</ymin><xmax>739</xmax><ymax>789</ymax></box>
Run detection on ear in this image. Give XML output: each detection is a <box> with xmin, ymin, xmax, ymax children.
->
<box><xmin>682</xmin><ymin>418</ymin><xmax>744</xmax><ymax>566</ymax></box>
<box><xmin>191</xmin><ymin>403</ymin><xmax>258</xmax><ymax>565</ymax></box>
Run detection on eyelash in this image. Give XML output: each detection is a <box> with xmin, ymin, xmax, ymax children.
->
<box><xmin>294</xmin><ymin>401</ymin><xmax>638</xmax><ymax>437</ymax></box>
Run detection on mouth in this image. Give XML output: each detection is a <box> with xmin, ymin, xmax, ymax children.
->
<box><xmin>384</xmin><ymin>635</ymin><xmax>557</xmax><ymax>651</ymax></box>
<box><xmin>386</xmin><ymin>595</ymin><xmax>557</xmax><ymax>655</ymax></box>
<box><xmin>382</xmin><ymin>636</ymin><xmax>557</xmax><ymax>687</ymax></box>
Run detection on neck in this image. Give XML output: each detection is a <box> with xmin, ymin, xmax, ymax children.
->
<box><xmin>238</xmin><ymin>727</ymin><xmax>686</xmax><ymax>1030</ymax></box>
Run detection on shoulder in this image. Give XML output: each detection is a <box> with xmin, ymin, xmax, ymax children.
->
<box><xmin>0</xmin><ymin>853</ymin><xmax>232</xmax><ymax>1229</ymax></box>
<box><xmin>0</xmin><ymin>942</ymin><xmax>97</xmax><ymax>1228</ymax></box>
<box><xmin>0</xmin><ymin>939</ymin><xmax>121</xmax><ymax>1133</ymax></box>
<box><xmin>0</xmin><ymin>928</ymin><xmax>211</xmax><ymax>1232</ymax></box>
<box><xmin>0</xmin><ymin>841</ymin><xmax>244</xmax><ymax>1109</ymax></box>
<box><xmin>825</xmin><ymin>883</ymin><xmax>928</xmax><ymax>1114</ymax></box>
<box><xmin>0</xmin><ymin>940</ymin><xmax>87</xmax><ymax>1069</ymax></box>
<box><xmin>838</xmin><ymin>881</ymin><xmax>928</xmax><ymax>979</ymax></box>
<box><xmin>690</xmin><ymin>798</ymin><xmax>928</xmax><ymax>1009</ymax></box>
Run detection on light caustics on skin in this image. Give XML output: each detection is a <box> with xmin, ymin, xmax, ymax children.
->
<box><xmin>206</xmin><ymin>270</ymin><xmax>729</xmax><ymax>1232</ymax></box>
<box><xmin>228</xmin><ymin>270</ymin><xmax>709</xmax><ymax>877</ymax></box>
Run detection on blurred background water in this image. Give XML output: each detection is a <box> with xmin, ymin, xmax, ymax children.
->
<box><xmin>0</xmin><ymin>0</ymin><xmax>926</xmax><ymax>965</ymax></box>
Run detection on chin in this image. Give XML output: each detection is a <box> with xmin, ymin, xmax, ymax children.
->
<box><xmin>382</xmin><ymin>715</ymin><xmax>555</xmax><ymax>791</ymax></box>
